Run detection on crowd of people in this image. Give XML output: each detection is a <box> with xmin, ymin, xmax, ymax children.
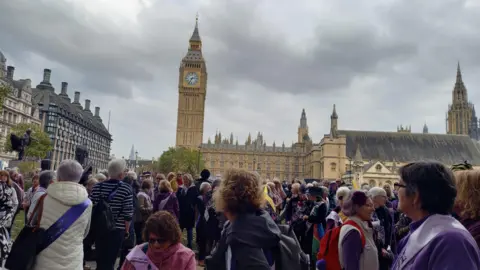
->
<box><xmin>1</xmin><ymin>159</ymin><xmax>480</xmax><ymax>270</ymax></box>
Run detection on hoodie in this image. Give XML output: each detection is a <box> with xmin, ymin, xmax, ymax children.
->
<box><xmin>206</xmin><ymin>210</ymin><xmax>281</xmax><ymax>270</ymax></box>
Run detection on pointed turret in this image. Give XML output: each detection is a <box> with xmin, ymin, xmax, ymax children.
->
<box><xmin>330</xmin><ymin>104</ymin><xmax>338</xmax><ymax>138</ymax></box>
<box><xmin>207</xmin><ymin>137</ymin><xmax>212</xmax><ymax>144</ymax></box>
<box><xmin>423</xmin><ymin>122</ymin><xmax>429</xmax><ymax>134</ymax></box>
<box><xmin>453</xmin><ymin>61</ymin><xmax>468</xmax><ymax>104</ymax></box>
<box><xmin>129</xmin><ymin>145</ymin><xmax>135</xmax><ymax>160</ymax></box>
<box><xmin>230</xmin><ymin>132</ymin><xmax>234</xmax><ymax>144</ymax></box>
<box><xmin>354</xmin><ymin>145</ymin><xmax>363</xmax><ymax>163</ymax></box>
<box><xmin>190</xmin><ymin>14</ymin><xmax>201</xmax><ymax>42</ymax></box>
<box><xmin>457</xmin><ymin>61</ymin><xmax>462</xmax><ymax>83</ymax></box>
<box><xmin>300</xmin><ymin>108</ymin><xmax>307</xmax><ymax>128</ymax></box>
<box><xmin>246</xmin><ymin>133</ymin><xmax>252</xmax><ymax>145</ymax></box>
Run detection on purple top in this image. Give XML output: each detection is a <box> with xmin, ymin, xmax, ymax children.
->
<box><xmin>394</xmin><ymin>216</ymin><xmax>480</xmax><ymax>269</ymax></box>
<box><xmin>153</xmin><ymin>192</ymin><xmax>180</xmax><ymax>221</ymax></box>
<box><xmin>341</xmin><ymin>230</ymin><xmax>363</xmax><ymax>270</ymax></box>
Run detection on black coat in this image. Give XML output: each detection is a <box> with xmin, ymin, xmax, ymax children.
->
<box><xmin>177</xmin><ymin>186</ymin><xmax>197</xmax><ymax>229</ymax></box>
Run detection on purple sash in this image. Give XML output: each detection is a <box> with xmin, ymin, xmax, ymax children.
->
<box><xmin>37</xmin><ymin>199</ymin><xmax>91</xmax><ymax>252</ymax></box>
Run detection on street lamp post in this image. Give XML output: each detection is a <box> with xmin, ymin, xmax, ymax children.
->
<box><xmin>197</xmin><ymin>146</ymin><xmax>202</xmax><ymax>175</ymax></box>
<box><xmin>135</xmin><ymin>150</ymin><xmax>138</xmax><ymax>172</ymax></box>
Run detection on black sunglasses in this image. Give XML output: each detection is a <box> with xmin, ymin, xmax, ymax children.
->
<box><xmin>148</xmin><ymin>238</ymin><xmax>167</xmax><ymax>244</ymax></box>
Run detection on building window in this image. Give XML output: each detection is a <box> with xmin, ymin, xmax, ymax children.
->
<box><xmin>210</xmin><ymin>161</ymin><xmax>214</xmax><ymax>168</ymax></box>
<box><xmin>220</xmin><ymin>161</ymin><xmax>224</xmax><ymax>168</ymax></box>
<box><xmin>375</xmin><ymin>164</ymin><xmax>382</xmax><ymax>172</ymax></box>
<box><xmin>330</xmin><ymin>162</ymin><xmax>337</xmax><ymax>172</ymax></box>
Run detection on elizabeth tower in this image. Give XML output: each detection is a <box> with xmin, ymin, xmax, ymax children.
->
<box><xmin>176</xmin><ymin>17</ymin><xmax>207</xmax><ymax>149</ymax></box>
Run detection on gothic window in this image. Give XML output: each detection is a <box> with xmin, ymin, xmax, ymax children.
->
<box><xmin>375</xmin><ymin>164</ymin><xmax>382</xmax><ymax>172</ymax></box>
<box><xmin>369</xmin><ymin>179</ymin><xmax>377</xmax><ymax>188</ymax></box>
<box><xmin>220</xmin><ymin>161</ymin><xmax>224</xmax><ymax>167</ymax></box>
<box><xmin>330</xmin><ymin>162</ymin><xmax>337</xmax><ymax>172</ymax></box>
<box><xmin>239</xmin><ymin>162</ymin><xmax>243</xmax><ymax>168</ymax></box>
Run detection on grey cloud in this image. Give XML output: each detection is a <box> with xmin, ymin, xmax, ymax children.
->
<box><xmin>2</xmin><ymin>0</ymin><xmax>480</xmax><ymax>157</ymax></box>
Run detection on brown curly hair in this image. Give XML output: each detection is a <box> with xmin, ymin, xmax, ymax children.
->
<box><xmin>0</xmin><ymin>170</ymin><xmax>12</xmax><ymax>187</ymax></box>
<box><xmin>454</xmin><ymin>170</ymin><xmax>480</xmax><ymax>219</ymax></box>
<box><xmin>214</xmin><ymin>168</ymin><xmax>265</xmax><ymax>215</ymax></box>
<box><xmin>143</xmin><ymin>211</ymin><xmax>182</xmax><ymax>244</ymax></box>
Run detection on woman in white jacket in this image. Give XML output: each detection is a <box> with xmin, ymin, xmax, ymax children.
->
<box><xmin>34</xmin><ymin>160</ymin><xmax>93</xmax><ymax>270</ymax></box>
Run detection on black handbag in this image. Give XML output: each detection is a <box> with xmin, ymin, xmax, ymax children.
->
<box><xmin>5</xmin><ymin>194</ymin><xmax>47</xmax><ymax>270</ymax></box>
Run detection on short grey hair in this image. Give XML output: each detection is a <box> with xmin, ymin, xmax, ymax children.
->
<box><xmin>98</xmin><ymin>169</ymin><xmax>109</xmax><ymax>178</ymax></box>
<box><xmin>127</xmin><ymin>171</ymin><xmax>137</xmax><ymax>180</ymax></box>
<box><xmin>57</xmin><ymin>160</ymin><xmax>83</xmax><ymax>182</ymax></box>
<box><xmin>336</xmin><ymin>186</ymin><xmax>351</xmax><ymax>201</ymax></box>
<box><xmin>39</xmin><ymin>170</ymin><xmax>55</xmax><ymax>188</ymax></box>
<box><xmin>108</xmin><ymin>159</ymin><xmax>126</xmax><ymax>179</ymax></box>
<box><xmin>199</xmin><ymin>182</ymin><xmax>211</xmax><ymax>194</ymax></box>
<box><xmin>368</xmin><ymin>187</ymin><xmax>387</xmax><ymax>199</ymax></box>
<box><xmin>94</xmin><ymin>173</ymin><xmax>107</xmax><ymax>182</ymax></box>
<box><xmin>320</xmin><ymin>186</ymin><xmax>329</xmax><ymax>197</ymax></box>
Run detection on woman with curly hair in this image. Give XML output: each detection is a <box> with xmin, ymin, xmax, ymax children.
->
<box><xmin>454</xmin><ymin>169</ymin><xmax>480</xmax><ymax>248</ymax></box>
<box><xmin>205</xmin><ymin>168</ymin><xmax>282</xmax><ymax>270</ymax></box>
<box><xmin>121</xmin><ymin>211</ymin><xmax>196</xmax><ymax>270</ymax></box>
<box><xmin>0</xmin><ymin>170</ymin><xmax>18</xmax><ymax>266</ymax></box>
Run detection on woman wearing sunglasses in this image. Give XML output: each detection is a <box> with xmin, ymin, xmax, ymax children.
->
<box><xmin>121</xmin><ymin>211</ymin><xmax>196</xmax><ymax>270</ymax></box>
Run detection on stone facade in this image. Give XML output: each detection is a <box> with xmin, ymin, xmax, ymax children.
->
<box><xmin>447</xmin><ymin>63</ymin><xmax>479</xmax><ymax>140</ymax></box>
<box><xmin>32</xmin><ymin>69</ymin><xmax>112</xmax><ymax>171</ymax></box>
<box><xmin>173</xmin><ymin>27</ymin><xmax>480</xmax><ymax>185</ymax></box>
<box><xmin>0</xmin><ymin>52</ymin><xmax>42</xmax><ymax>168</ymax></box>
<box><xmin>175</xmin><ymin>17</ymin><xmax>207</xmax><ymax>149</ymax></box>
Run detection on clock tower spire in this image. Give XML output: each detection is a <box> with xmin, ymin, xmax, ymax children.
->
<box><xmin>175</xmin><ymin>15</ymin><xmax>208</xmax><ymax>149</ymax></box>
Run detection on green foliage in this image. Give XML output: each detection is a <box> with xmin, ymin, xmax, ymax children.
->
<box><xmin>18</xmin><ymin>161</ymin><xmax>39</xmax><ymax>175</ymax></box>
<box><xmin>0</xmin><ymin>83</ymin><xmax>12</xmax><ymax>109</ymax></box>
<box><xmin>4</xmin><ymin>123</ymin><xmax>52</xmax><ymax>159</ymax></box>
<box><xmin>156</xmin><ymin>147</ymin><xmax>204</xmax><ymax>176</ymax></box>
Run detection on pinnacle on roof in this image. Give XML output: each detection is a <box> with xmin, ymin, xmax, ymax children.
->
<box><xmin>457</xmin><ymin>61</ymin><xmax>462</xmax><ymax>83</ymax></box>
<box><xmin>423</xmin><ymin>122</ymin><xmax>429</xmax><ymax>134</ymax></box>
<box><xmin>190</xmin><ymin>14</ymin><xmax>201</xmax><ymax>42</ymax></box>
<box><xmin>354</xmin><ymin>145</ymin><xmax>363</xmax><ymax>162</ymax></box>
<box><xmin>331</xmin><ymin>104</ymin><xmax>338</xmax><ymax>119</ymax></box>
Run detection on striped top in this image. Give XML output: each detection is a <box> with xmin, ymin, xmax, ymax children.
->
<box><xmin>90</xmin><ymin>179</ymin><xmax>134</xmax><ymax>230</ymax></box>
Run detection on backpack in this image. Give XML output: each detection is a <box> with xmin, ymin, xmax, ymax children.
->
<box><xmin>273</xmin><ymin>224</ymin><xmax>310</xmax><ymax>270</ymax></box>
<box><xmin>316</xmin><ymin>220</ymin><xmax>366</xmax><ymax>270</ymax></box>
<box><xmin>91</xmin><ymin>182</ymin><xmax>121</xmax><ymax>235</ymax></box>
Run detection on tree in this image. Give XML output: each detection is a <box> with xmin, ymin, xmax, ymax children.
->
<box><xmin>0</xmin><ymin>84</ymin><xmax>12</xmax><ymax>109</ymax></box>
<box><xmin>4</xmin><ymin>123</ymin><xmax>53</xmax><ymax>159</ymax></box>
<box><xmin>156</xmin><ymin>147</ymin><xmax>204</xmax><ymax>176</ymax></box>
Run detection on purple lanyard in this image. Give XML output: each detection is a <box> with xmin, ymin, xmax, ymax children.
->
<box><xmin>37</xmin><ymin>199</ymin><xmax>91</xmax><ymax>253</ymax></box>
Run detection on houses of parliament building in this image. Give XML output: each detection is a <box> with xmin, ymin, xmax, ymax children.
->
<box><xmin>175</xmin><ymin>18</ymin><xmax>480</xmax><ymax>187</ymax></box>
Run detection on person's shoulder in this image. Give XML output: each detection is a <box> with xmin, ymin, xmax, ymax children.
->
<box><xmin>176</xmin><ymin>243</ymin><xmax>195</xmax><ymax>257</ymax></box>
<box><xmin>428</xmin><ymin>228</ymin><xmax>480</xmax><ymax>263</ymax></box>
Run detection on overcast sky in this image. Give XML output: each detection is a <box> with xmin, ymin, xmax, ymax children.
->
<box><xmin>1</xmin><ymin>0</ymin><xmax>480</xmax><ymax>159</ymax></box>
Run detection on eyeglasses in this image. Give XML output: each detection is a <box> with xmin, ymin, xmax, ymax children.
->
<box><xmin>396</xmin><ymin>183</ymin><xmax>407</xmax><ymax>188</ymax></box>
<box><xmin>148</xmin><ymin>238</ymin><xmax>167</xmax><ymax>244</ymax></box>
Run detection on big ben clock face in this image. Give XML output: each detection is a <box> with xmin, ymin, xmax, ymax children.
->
<box><xmin>184</xmin><ymin>72</ymin><xmax>199</xmax><ymax>85</ymax></box>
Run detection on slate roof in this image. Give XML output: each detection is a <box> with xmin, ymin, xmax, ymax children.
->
<box><xmin>32</xmin><ymin>87</ymin><xmax>111</xmax><ymax>139</ymax></box>
<box><xmin>339</xmin><ymin>130</ymin><xmax>480</xmax><ymax>165</ymax></box>
<box><xmin>190</xmin><ymin>20</ymin><xmax>201</xmax><ymax>42</ymax></box>
<box><xmin>183</xmin><ymin>50</ymin><xmax>203</xmax><ymax>62</ymax></box>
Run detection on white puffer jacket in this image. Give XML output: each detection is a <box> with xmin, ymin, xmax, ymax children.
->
<box><xmin>34</xmin><ymin>181</ymin><xmax>92</xmax><ymax>270</ymax></box>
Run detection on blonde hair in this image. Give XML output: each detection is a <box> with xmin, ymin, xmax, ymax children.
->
<box><xmin>159</xmin><ymin>179</ymin><xmax>173</xmax><ymax>193</ymax></box>
<box><xmin>182</xmin><ymin>173</ymin><xmax>193</xmax><ymax>187</ymax></box>
<box><xmin>214</xmin><ymin>168</ymin><xmax>265</xmax><ymax>215</ymax></box>
<box><xmin>455</xmin><ymin>170</ymin><xmax>480</xmax><ymax>219</ymax></box>
<box><xmin>166</xmin><ymin>172</ymin><xmax>175</xmax><ymax>181</ymax></box>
